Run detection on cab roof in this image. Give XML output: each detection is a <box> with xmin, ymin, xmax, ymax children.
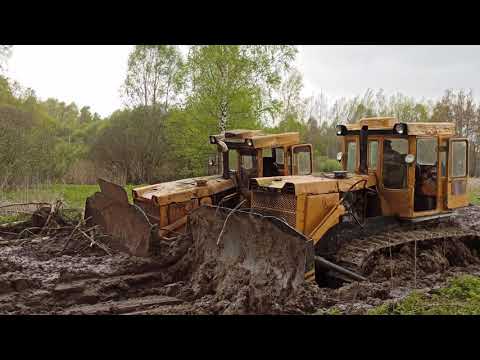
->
<box><xmin>212</xmin><ymin>129</ymin><xmax>300</xmax><ymax>149</ymax></box>
<box><xmin>345</xmin><ymin>117</ymin><xmax>455</xmax><ymax>136</ymax></box>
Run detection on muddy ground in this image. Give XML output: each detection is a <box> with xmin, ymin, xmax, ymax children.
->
<box><xmin>1</xmin><ymin>205</ymin><xmax>480</xmax><ymax>315</ymax></box>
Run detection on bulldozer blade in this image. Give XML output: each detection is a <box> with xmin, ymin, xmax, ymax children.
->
<box><xmin>187</xmin><ymin>205</ymin><xmax>315</xmax><ymax>290</ymax></box>
<box><xmin>84</xmin><ymin>179</ymin><xmax>154</xmax><ymax>257</ymax></box>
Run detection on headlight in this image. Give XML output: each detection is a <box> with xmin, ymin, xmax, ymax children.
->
<box><xmin>246</xmin><ymin>139</ymin><xmax>253</xmax><ymax>146</ymax></box>
<box><xmin>209</xmin><ymin>136</ymin><xmax>216</xmax><ymax>144</ymax></box>
<box><xmin>393</xmin><ymin>123</ymin><xmax>407</xmax><ymax>135</ymax></box>
<box><xmin>405</xmin><ymin>154</ymin><xmax>415</xmax><ymax>164</ymax></box>
<box><xmin>336</xmin><ymin>125</ymin><xmax>347</xmax><ymax>136</ymax></box>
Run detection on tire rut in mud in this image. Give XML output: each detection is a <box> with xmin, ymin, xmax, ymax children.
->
<box><xmin>0</xmin><ymin>228</ymin><xmax>190</xmax><ymax>314</ymax></box>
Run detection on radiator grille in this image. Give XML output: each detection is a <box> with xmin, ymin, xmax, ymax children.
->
<box><xmin>251</xmin><ymin>191</ymin><xmax>296</xmax><ymax>227</ymax></box>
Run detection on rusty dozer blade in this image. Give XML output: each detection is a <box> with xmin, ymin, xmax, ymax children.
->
<box><xmin>84</xmin><ymin>179</ymin><xmax>155</xmax><ymax>257</ymax></box>
<box><xmin>187</xmin><ymin>205</ymin><xmax>316</xmax><ymax>289</ymax></box>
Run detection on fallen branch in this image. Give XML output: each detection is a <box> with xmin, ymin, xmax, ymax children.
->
<box><xmin>0</xmin><ymin>230</ymin><xmax>20</xmax><ymax>236</ymax></box>
<box><xmin>17</xmin><ymin>227</ymin><xmax>42</xmax><ymax>239</ymax></box>
<box><xmin>40</xmin><ymin>203</ymin><xmax>56</xmax><ymax>234</ymax></box>
<box><xmin>62</xmin><ymin>217</ymin><xmax>91</xmax><ymax>252</ymax></box>
<box><xmin>78</xmin><ymin>229</ymin><xmax>113</xmax><ymax>256</ymax></box>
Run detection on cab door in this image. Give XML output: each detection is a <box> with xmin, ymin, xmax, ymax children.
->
<box><xmin>238</xmin><ymin>150</ymin><xmax>258</xmax><ymax>189</ymax></box>
<box><xmin>447</xmin><ymin>138</ymin><xmax>469</xmax><ymax>209</ymax></box>
<box><xmin>291</xmin><ymin>144</ymin><xmax>313</xmax><ymax>175</ymax></box>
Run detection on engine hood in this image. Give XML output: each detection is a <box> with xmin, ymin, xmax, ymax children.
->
<box><xmin>133</xmin><ymin>175</ymin><xmax>235</xmax><ymax>206</ymax></box>
<box><xmin>251</xmin><ymin>173</ymin><xmax>376</xmax><ymax>195</ymax></box>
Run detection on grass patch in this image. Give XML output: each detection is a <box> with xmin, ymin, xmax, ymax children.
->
<box><xmin>369</xmin><ymin>275</ymin><xmax>480</xmax><ymax>315</ymax></box>
<box><xmin>469</xmin><ymin>192</ymin><xmax>480</xmax><ymax>205</ymax></box>
<box><xmin>469</xmin><ymin>178</ymin><xmax>480</xmax><ymax>205</ymax></box>
<box><xmin>0</xmin><ymin>213</ymin><xmax>30</xmax><ymax>224</ymax></box>
<box><xmin>1</xmin><ymin>184</ymin><xmax>142</xmax><ymax>210</ymax></box>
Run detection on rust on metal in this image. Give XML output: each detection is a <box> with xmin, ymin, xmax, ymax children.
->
<box><xmin>85</xmin><ymin>179</ymin><xmax>153</xmax><ymax>257</ymax></box>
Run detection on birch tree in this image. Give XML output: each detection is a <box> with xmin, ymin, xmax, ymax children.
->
<box><xmin>185</xmin><ymin>45</ymin><xmax>297</xmax><ymax>132</ymax></box>
<box><xmin>122</xmin><ymin>45</ymin><xmax>184</xmax><ymax>111</ymax></box>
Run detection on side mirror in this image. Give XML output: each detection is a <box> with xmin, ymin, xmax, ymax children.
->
<box><xmin>405</xmin><ymin>154</ymin><xmax>415</xmax><ymax>164</ymax></box>
<box><xmin>207</xmin><ymin>155</ymin><xmax>218</xmax><ymax>176</ymax></box>
<box><xmin>336</xmin><ymin>152</ymin><xmax>343</xmax><ymax>162</ymax></box>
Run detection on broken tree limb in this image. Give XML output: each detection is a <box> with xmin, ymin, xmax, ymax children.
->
<box><xmin>78</xmin><ymin>229</ymin><xmax>113</xmax><ymax>256</ymax></box>
<box><xmin>62</xmin><ymin>217</ymin><xmax>89</xmax><ymax>252</ymax></box>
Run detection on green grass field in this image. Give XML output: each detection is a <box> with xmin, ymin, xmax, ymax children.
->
<box><xmin>1</xmin><ymin>184</ymin><xmax>140</xmax><ymax>210</ymax></box>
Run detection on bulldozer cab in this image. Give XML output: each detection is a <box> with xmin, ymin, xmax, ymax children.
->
<box><xmin>336</xmin><ymin>117</ymin><xmax>470</xmax><ymax>219</ymax></box>
<box><xmin>209</xmin><ymin>130</ymin><xmax>312</xmax><ymax>189</ymax></box>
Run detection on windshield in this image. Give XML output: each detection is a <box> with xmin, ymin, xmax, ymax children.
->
<box><xmin>293</xmin><ymin>145</ymin><xmax>312</xmax><ymax>175</ymax></box>
<box><xmin>417</xmin><ymin>138</ymin><xmax>437</xmax><ymax>165</ymax></box>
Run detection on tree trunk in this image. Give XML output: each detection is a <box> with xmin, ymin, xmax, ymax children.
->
<box><xmin>219</xmin><ymin>99</ymin><xmax>228</xmax><ymax>133</ymax></box>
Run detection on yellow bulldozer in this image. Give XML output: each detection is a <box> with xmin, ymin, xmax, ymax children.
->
<box><xmin>85</xmin><ymin>117</ymin><xmax>476</xmax><ymax>285</ymax></box>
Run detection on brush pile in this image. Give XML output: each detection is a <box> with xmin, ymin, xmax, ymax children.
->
<box><xmin>0</xmin><ymin>201</ymin><xmax>114</xmax><ymax>256</ymax></box>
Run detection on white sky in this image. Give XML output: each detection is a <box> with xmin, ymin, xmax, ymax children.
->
<box><xmin>6</xmin><ymin>45</ymin><xmax>480</xmax><ymax>118</ymax></box>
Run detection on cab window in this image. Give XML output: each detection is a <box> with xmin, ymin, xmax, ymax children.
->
<box><xmin>241</xmin><ymin>154</ymin><xmax>255</xmax><ymax>170</ymax></box>
<box><xmin>439</xmin><ymin>140</ymin><xmax>448</xmax><ymax>177</ymax></box>
<box><xmin>293</xmin><ymin>145</ymin><xmax>312</xmax><ymax>175</ymax></box>
<box><xmin>368</xmin><ymin>140</ymin><xmax>378</xmax><ymax>170</ymax></box>
<box><xmin>452</xmin><ymin>141</ymin><xmax>467</xmax><ymax>177</ymax></box>
<box><xmin>383</xmin><ymin>138</ymin><xmax>408</xmax><ymax>189</ymax></box>
<box><xmin>274</xmin><ymin>148</ymin><xmax>284</xmax><ymax>165</ymax></box>
<box><xmin>262</xmin><ymin>147</ymin><xmax>285</xmax><ymax>177</ymax></box>
<box><xmin>229</xmin><ymin>150</ymin><xmax>238</xmax><ymax>171</ymax></box>
<box><xmin>346</xmin><ymin>141</ymin><xmax>356</xmax><ymax>172</ymax></box>
<box><xmin>417</xmin><ymin>138</ymin><xmax>437</xmax><ymax>165</ymax></box>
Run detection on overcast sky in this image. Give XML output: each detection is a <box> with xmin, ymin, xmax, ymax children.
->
<box><xmin>6</xmin><ymin>45</ymin><xmax>480</xmax><ymax>117</ymax></box>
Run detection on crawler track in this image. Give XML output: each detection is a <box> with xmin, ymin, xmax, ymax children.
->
<box><xmin>332</xmin><ymin>215</ymin><xmax>480</xmax><ymax>276</ymax></box>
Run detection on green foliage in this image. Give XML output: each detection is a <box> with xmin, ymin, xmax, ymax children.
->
<box><xmin>0</xmin><ymin>103</ymin><xmax>58</xmax><ymax>188</ymax></box>
<box><xmin>90</xmin><ymin>106</ymin><xmax>171</xmax><ymax>184</ymax></box>
<box><xmin>369</xmin><ymin>275</ymin><xmax>480</xmax><ymax>315</ymax></box>
<box><xmin>122</xmin><ymin>45</ymin><xmax>184</xmax><ymax>110</ymax></box>
<box><xmin>316</xmin><ymin>158</ymin><xmax>342</xmax><ymax>172</ymax></box>
<box><xmin>0</xmin><ymin>76</ymin><xmax>16</xmax><ymax>104</ymax></box>
<box><xmin>0</xmin><ymin>75</ymin><xmax>108</xmax><ymax>188</ymax></box>
<box><xmin>185</xmin><ymin>45</ymin><xmax>297</xmax><ymax>132</ymax></box>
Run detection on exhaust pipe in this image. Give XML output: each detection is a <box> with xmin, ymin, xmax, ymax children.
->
<box><xmin>217</xmin><ymin>140</ymin><xmax>230</xmax><ymax>179</ymax></box>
